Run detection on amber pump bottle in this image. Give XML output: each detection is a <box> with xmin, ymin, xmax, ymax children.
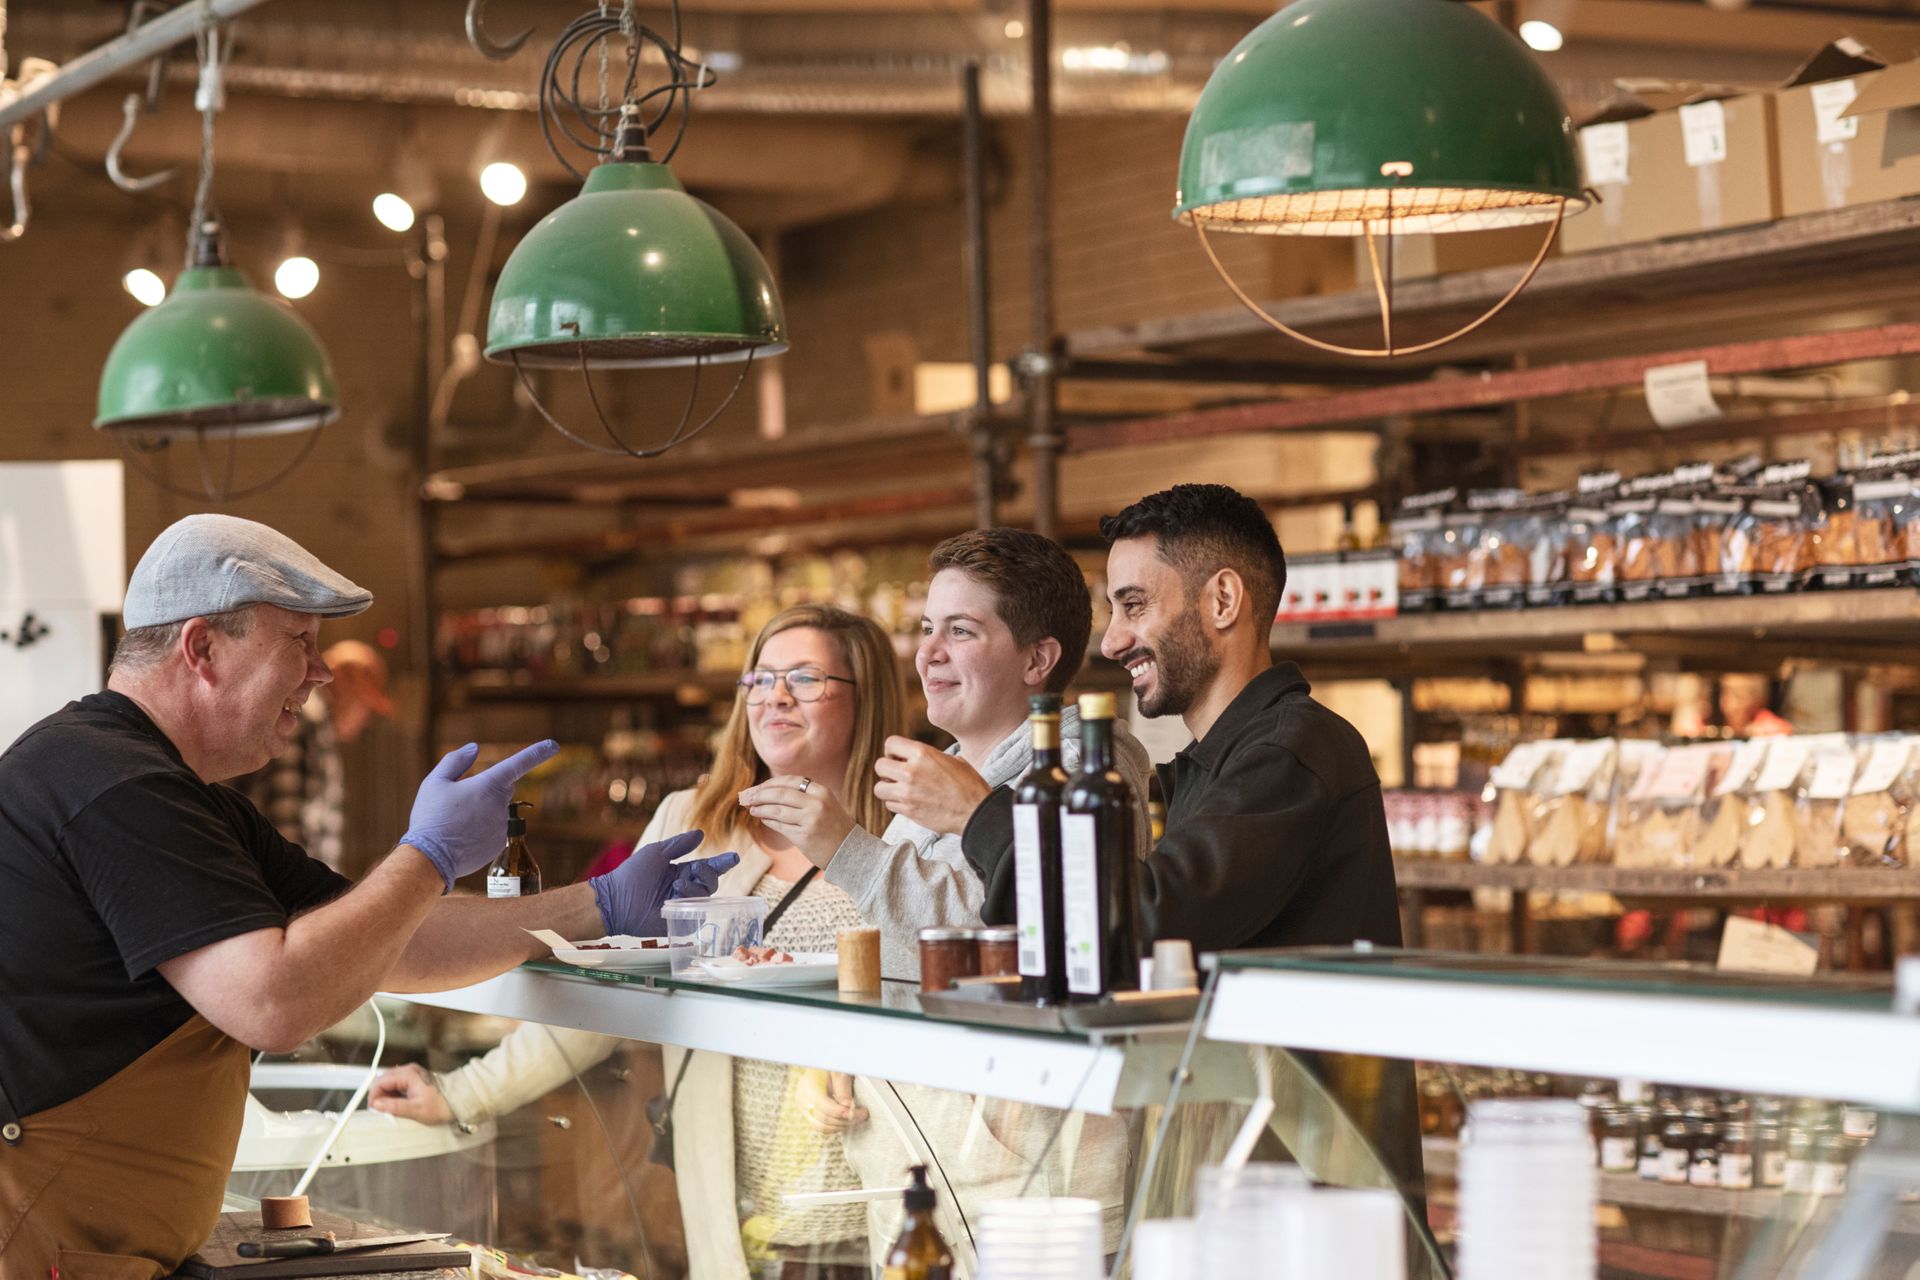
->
<box><xmin>882</xmin><ymin>1166</ymin><xmax>953</xmax><ymax>1280</ymax></box>
<box><xmin>487</xmin><ymin>801</ymin><xmax>543</xmax><ymax>898</ymax></box>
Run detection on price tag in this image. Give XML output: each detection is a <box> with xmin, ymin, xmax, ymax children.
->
<box><xmin>1646</xmin><ymin>743</ymin><xmax>1721</xmax><ymax>800</ymax></box>
<box><xmin>1718</xmin><ymin>917</ymin><xmax>1819</xmax><ymax>977</ymax></box>
<box><xmin>1552</xmin><ymin>740</ymin><xmax>1616</xmax><ymax>797</ymax></box>
<box><xmin>1807</xmin><ymin>751</ymin><xmax>1858</xmax><ymax>800</ymax></box>
<box><xmin>1645</xmin><ymin>359</ymin><xmax>1723</xmax><ymax>428</ymax></box>
<box><xmin>1853</xmin><ymin>740</ymin><xmax>1915</xmax><ymax>795</ymax></box>
<box><xmin>1680</xmin><ymin>100</ymin><xmax>1729</xmax><ymax>167</ymax></box>
<box><xmin>1581</xmin><ymin>122</ymin><xmax>1631</xmax><ymax>185</ymax></box>
<box><xmin>1712</xmin><ymin>739</ymin><xmax>1772</xmax><ymax>798</ymax></box>
<box><xmin>1491</xmin><ymin>740</ymin><xmax>1554</xmax><ymax>790</ymax></box>
<box><xmin>1812</xmin><ymin>79</ymin><xmax>1861</xmax><ymax>143</ymax></box>
<box><xmin>1751</xmin><ymin>741</ymin><xmax>1811</xmax><ymax>794</ymax></box>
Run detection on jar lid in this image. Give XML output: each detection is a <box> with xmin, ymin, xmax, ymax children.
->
<box><xmin>918</xmin><ymin>927</ymin><xmax>975</xmax><ymax>942</ymax></box>
<box><xmin>977</xmin><ymin>926</ymin><xmax>1019</xmax><ymax>943</ymax></box>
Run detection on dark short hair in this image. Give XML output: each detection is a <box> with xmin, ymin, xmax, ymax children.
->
<box><xmin>928</xmin><ymin>528</ymin><xmax>1091</xmax><ymax>693</ymax></box>
<box><xmin>1099</xmin><ymin>484</ymin><xmax>1287</xmax><ymax>624</ymax></box>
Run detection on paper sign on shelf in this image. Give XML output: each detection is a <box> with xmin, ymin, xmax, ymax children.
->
<box><xmin>1490</xmin><ymin>740</ymin><xmax>1555</xmax><ymax>791</ymax></box>
<box><xmin>1551</xmin><ymin>740</ymin><xmax>1616</xmax><ymax>797</ymax></box>
<box><xmin>1645</xmin><ymin>360</ymin><xmax>1723</xmax><ymax>428</ymax></box>
<box><xmin>1718</xmin><ymin>916</ymin><xmax>1819</xmax><ymax>978</ymax></box>
<box><xmin>1853</xmin><ymin>740</ymin><xmax>1916</xmax><ymax>795</ymax></box>
<box><xmin>1711</xmin><ymin>739</ymin><xmax>1772</xmax><ymax>798</ymax></box>
<box><xmin>1581</xmin><ymin>122</ymin><xmax>1631</xmax><ymax>185</ymax></box>
<box><xmin>1812</xmin><ymin>79</ymin><xmax>1861</xmax><ymax>143</ymax></box>
<box><xmin>1752</xmin><ymin>740</ymin><xmax>1812</xmax><ymax>793</ymax></box>
<box><xmin>1807</xmin><ymin>751</ymin><xmax>1858</xmax><ymax>800</ymax></box>
<box><xmin>1679</xmin><ymin>100</ymin><xmax>1729</xmax><ymax>167</ymax></box>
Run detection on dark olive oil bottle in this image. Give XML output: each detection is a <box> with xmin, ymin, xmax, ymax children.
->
<box><xmin>1060</xmin><ymin>693</ymin><xmax>1141</xmax><ymax>1000</ymax></box>
<box><xmin>1013</xmin><ymin>693</ymin><xmax>1071</xmax><ymax>1004</ymax></box>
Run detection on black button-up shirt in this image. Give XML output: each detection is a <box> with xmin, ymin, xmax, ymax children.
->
<box><xmin>965</xmin><ymin>661</ymin><xmax>1400</xmax><ymax>953</ymax></box>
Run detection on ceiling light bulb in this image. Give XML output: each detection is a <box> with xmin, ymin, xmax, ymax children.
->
<box><xmin>122</xmin><ymin>268</ymin><xmax>166</xmax><ymax>308</ymax></box>
<box><xmin>372</xmin><ymin>192</ymin><xmax>416</xmax><ymax>232</ymax></box>
<box><xmin>480</xmin><ymin>161</ymin><xmax>528</xmax><ymax>207</ymax></box>
<box><xmin>275</xmin><ymin>255</ymin><xmax>320</xmax><ymax>300</ymax></box>
<box><xmin>1004</xmin><ymin>18</ymin><xmax>1025</xmax><ymax>38</ymax></box>
<box><xmin>1518</xmin><ymin>20</ymin><xmax>1563</xmax><ymax>52</ymax></box>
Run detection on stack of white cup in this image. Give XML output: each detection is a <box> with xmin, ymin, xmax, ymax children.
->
<box><xmin>1195</xmin><ymin>1163</ymin><xmax>1308</xmax><ymax>1273</ymax></box>
<box><xmin>974</xmin><ymin>1197</ymin><xmax>1104</xmax><ymax>1280</ymax></box>
<box><xmin>1193</xmin><ymin>1164</ymin><xmax>1407</xmax><ymax>1279</ymax></box>
<box><xmin>1457</xmin><ymin>1099</ymin><xmax>1597</xmax><ymax>1280</ymax></box>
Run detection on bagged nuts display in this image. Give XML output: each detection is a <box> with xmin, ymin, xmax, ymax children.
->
<box><xmin>1794</xmin><ymin>744</ymin><xmax>1858</xmax><ymax>870</ymax></box>
<box><xmin>1527</xmin><ymin>739</ymin><xmax>1618</xmax><ymax>867</ymax></box>
<box><xmin>1486</xmin><ymin>740</ymin><xmax>1567</xmax><ymax>865</ymax></box>
<box><xmin>1741</xmin><ymin>739</ymin><xmax>1812</xmax><ymax>870</ymax></box>
<box><xmin>1840</xmin><ymin>738</ymin><xmax>1919</xmax><ymax>868</ymax></box>
<box><xmin>1390</xmin><ymin>488</ymin><xmax>1456</xmax><ymax>613</ymax></box>
<box><xmin>1695</xmin><ymin>739</ymin><xmax>1771</xmax><ymax>869</ymax></box>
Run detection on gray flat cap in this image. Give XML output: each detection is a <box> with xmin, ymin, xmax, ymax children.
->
<box><xmin>124</xmin><ymin>514</ymin><xmax>373</xmax><ymax>629</ymax></box>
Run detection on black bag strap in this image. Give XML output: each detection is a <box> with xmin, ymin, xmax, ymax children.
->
<box><xmin>763</xmin><ymin>865</ymin><xmax>819</xmax><ymax>934</ymax></box>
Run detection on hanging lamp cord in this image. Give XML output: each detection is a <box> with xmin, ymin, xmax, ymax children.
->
<box><xmin>536</xmin><ymin>0</ymin><xmax>710</xmax><ymax>180</ymax></box>
<box><xmin>182</xmin><ymin>3</ymin><xmax>222</xmax><ymax>258</ymax></box>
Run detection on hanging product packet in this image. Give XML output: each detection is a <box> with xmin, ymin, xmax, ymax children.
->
<box><xmin>1794</xmin><ymin>737</ymin><xmax>1860</xmax><ymax>869</ymax></box>
<box><xmin>1390</xmin><ymin>488</ymin><xmax>1456</xmax><ymax>613</ymax></box>
<box><xmin>1567</xmin><ymin>470</ymin><xmax>1622</xmax><ymax>605</ymax></box>
<box><xmin>1464</xmin><ymin>489</ymin><xmax>1531</xmax><ymax>609</ymax></box>
<box><xmin>1841</xmin><ymin>736</ymin><xmax>1919</xmax><ymax>868</ymax></box>
<box><xmin>1438</xmin><ymin>507</ymin><xmax>1482</xmax><ymax>611</ymax></box>
<box><xmin>1526</xmin><ymin>739</ymin><xmax>1617</xmax><ymax>867</ymax></box>
<box><xmin>1608</xmin><ymin>740</ymin><xmax>1665</xmax><ymax>859</ymax></box>
<box><xmin>1522</xmin><ymin>491</ymin><xmax>1572</xmax><ymax>609</ymax></box>
<box><xmin>1694</xmin><ymin>738</ymin><xmax>1771</xmax><ymax>869</ymax></box>
<box><xmin>1614</xmin><ymin>472</ymin><xmax>1698</xmax><ymax>603</ymax></box>
<box><xmin>1848</xmin><ymin>453</ymin><xmax>1918</xmax><ymax>589</ymax></box>
<box><xmin>1726</xmin><ymin>461</ymin><xmax>1817</xmax><ymax>594</ymax></box>
<box><xmin>1615</xmin><ymin>742</ymin><xmax>1729</xmax><ymax>870</ymax></box>
<box><xmin>1659</xmin><ymin>463</ymin><xmax>1715</xmax><ymax>600</ymax></box>
<box><xmin>1485</xmin><ymin>739</ymin><xmax>1569</xmax><ymax>865</ymax></box>
<box><xmin>1740</xmin><ymin>738</ymin><xmax>1812</xmax><ymax>869</ymax></box>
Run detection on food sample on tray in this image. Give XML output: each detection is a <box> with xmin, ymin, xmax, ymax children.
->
<box><xmin>731</xmin><ymin>944</ymin><xmax>796</xmax><ymax>966</ymax></box>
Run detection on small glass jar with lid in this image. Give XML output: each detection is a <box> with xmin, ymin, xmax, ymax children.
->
<box><xmin>1719</xmin><ymin>1121</ymin><xmax>1755</xmax><ymax>1191</ymax></box>
<box><xmin>1659</xmin><ymin>1119</ymin><xmax>1693</xmax><ymax>1185</ymax></box>
<box><xmin>1783</xmin><ymin>1123</ymin><xmax>1818</xmax><ymax>1194</ymax></box>
<box><xmin>1688</xmin><ymin>1116</ymin><xmax>1721</xmax><ymax>1188</ymax></box>
<box><xmin>1599</xmin><ymin>1107</ymin><xmax>1639</xmax><ymax>1174</ymax></box>
<box><xmin>1812</xmin><ymin>1133</ymin><xmax>1852</xmax><ymax>1197</ymax></box>
<box><xmin>1756</xmin><ymin>1118</ymin><xmax>1788</xmax><ymax>1188</ymax></box>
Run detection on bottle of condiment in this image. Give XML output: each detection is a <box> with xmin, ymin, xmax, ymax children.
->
<box><xmin>1688</xmin><ymin>1114</ymin><xmax>1721</xmax><ymax>1189</ymax></box>
<box><xmin>1720</xmin><ymin>1122</ymin><xmax>1754</xmax><ymax>1191</ymax></box>
<box><xmin>487</xmin><ymin>800</ymin><xmax>543</xmax><ymax>898</ymax></box>
<box><xmin>1638</xmin><ymin>1102</ymin><xmax>1669</xmax><ymax>1181</ymax></box>
<box><xmin>1756</xmin><ymin>1117</ymin><xmax>1788</xmax><ymax>1188</ymax></box>
<box><xmin>1012</xmin><ymin>693</ymin><xmax>1071</xmax><ymax>1004</ymax></box>
<box><xmin>1599</xmin><ymin>1107</ymin><xmax>1639</xmax><ymax>1174</ymax></box>
<box><xmin>882</xmin><ymin>1165</ymin><xmax>954</xmax><ymax>1280</ymax></box>
<box><xmin>1060</xmin><ymin>693</ymin><xmax>1141</xmax><ymax>1001</ymax></box>
<box><xmin>1812</xmin><ymin>1133</ymin><xmax>1851</xmax><ymax>1198</ymax></box>
<box><xmin>1782</xmin><ymin>1121</ymin><xmax>1817</xmax><ymax>1193</ymax></box>
<box><xmin>1659</xmin><ymin>1118</ymin><xmax>1693</xmax><ymax>1186</ymax></box>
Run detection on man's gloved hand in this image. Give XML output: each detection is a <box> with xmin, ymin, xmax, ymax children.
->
<box><xmin>401</xmin><ymin>740</ymin><xmax>560</xmax><ymax>892</ymax></box>
<box><xmin>590</xmin><ymin>831</ymin><xmax>740</xmax><ymax>935</ymax></box>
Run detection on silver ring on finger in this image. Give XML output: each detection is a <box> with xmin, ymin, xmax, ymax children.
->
<box><xmin>800</xmin><ymin>777</ymin><xmax>812</xmax><ymax>794</ymax></box>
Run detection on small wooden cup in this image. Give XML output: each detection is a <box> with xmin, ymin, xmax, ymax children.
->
<box><xmin>836</xmin><ymin>926</ymin><xmax>882</xmax><ymax>995</ymax></box>
<box><xmin>260</xmin><ymin>1195</ymin><xmax>312</xmax><ymax>1230</ymax></box>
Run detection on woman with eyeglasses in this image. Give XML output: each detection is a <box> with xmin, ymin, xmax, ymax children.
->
<box><xmin>370</xmin><ymin>604</ymin><xmax>906</xmax><ymax>1280</ymax></box>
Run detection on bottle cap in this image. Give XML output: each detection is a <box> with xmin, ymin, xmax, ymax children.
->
<box><xmin>1078</xmin><ymin>692</ymin><xmax>1117</xmax><ymax>720</ymax></box>
<box><xmin>1029</xmin><ymin>692</ymin><xmax>1062</xmax><ymax>716</ymax></box>
<box><xmin>904</xmin><ymin>1164</ymin><xmax>935</xmax><ymax>1211</ymax></box>
<box><xmin>507</xmin><ymin>799</ymin><xmax>534</xmax><ymax>837</ymax></box>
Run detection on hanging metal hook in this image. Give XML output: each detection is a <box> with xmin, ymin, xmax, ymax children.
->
<box><xmin>0</xmin><ymin>125</ymin><xmax>29</xmax><ymax>242</ymax></box>
<box><xmin>105</xmin><ymin>92</ymin><xmax>176</xmax><ymax>192</ymax></box>
<box><xmin>466</xmin><ymin>0</ymin><xmax>533</xmax><ymax>61</ymax></box>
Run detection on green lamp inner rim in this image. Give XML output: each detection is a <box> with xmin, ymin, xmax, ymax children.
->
<box><xmin>1179</xmin><ymin>184</ymin><xmax>1589</xmax><ymax>237</ymax></box>
<box><xmin>487</xmin><ymin>334</ymin><xmax>789</xmax><ymax>370</ymax></box>
<box><xmin>95</xmin><ymin>399</ymin><xmax>340</xmax><ymax>438</ymax></box>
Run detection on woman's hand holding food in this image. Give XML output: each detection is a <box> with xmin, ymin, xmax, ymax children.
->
<box><xmin>796</xmin><ymin>1069</ymin><xmax>868</xmax><ymax>1133</ymax></box>
<box><xmin>873</xmin><ymin>737</ymin><xmax>991</xmax><ymax>836</ymax></box>
<box><xmin>368</xmin><ymin>1063</ymin><xmax>455</xmax><ymax>1125</ymax></box>
<box><xmin>740</xmin><ymin>776</ymin><xmax>857</xmax><ymax>868</ymax></box>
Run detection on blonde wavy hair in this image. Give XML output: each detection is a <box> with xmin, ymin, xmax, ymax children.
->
<box><xmin>684</xmin><ymin>603</ymin><xmax>905</xmax><ymax>847</ymax></box>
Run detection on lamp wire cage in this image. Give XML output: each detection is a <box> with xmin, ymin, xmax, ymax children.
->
<box><xmin>505</xmin><ymin>0</ymin><xmax>763</xmax><ymax>459</ymax></box>
<box><xmin>1186</xmin><ymin>174</ymin><xmax>1576</xmax><ymax>360</ymax></box>
<box><xmin>109</xmin><ymin>12</ymin><xmax>334</xmax><ymax>503</ymax></box>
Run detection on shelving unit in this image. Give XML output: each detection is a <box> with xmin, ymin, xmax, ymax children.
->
<box><xmin>446</xmin><ymin>670</ymin><xmax>743</xmax><ymax>703</ymax></box>
<box><xmin>1394</xmin><ymin>858</ymin><xmax>1920</xmax><ymax>904</ymax></box>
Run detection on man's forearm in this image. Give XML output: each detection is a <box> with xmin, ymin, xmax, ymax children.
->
<box><xmin>382</xmin><ymin>882</ymin><xmax>604</xmax><ymax>992</ymax></box>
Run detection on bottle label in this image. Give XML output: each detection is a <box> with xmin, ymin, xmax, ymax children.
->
<box><xmin>486</xmin><ymin>874</ymin><xmax>523</xmax><ymax>899</ymax></box>
<box><xmin>1012</xmin><ymin>803</ymin><xmax>1047</xmax><ymax>978</ymax></box>
<box><xmin>1689</xmin><ymin>1152</ymin><xmax>1720</xmax><ymax>1188</ymax></box>
<box><xmin>1658</xmin><ymin>1148</ymin><xmax>1691</xmax><ymax>1183</ymax></box>
<box><xmin>1761</xmin><ymin>1149</ymin><xmax>1787</xmax><ymax>1187</ymax></box>
<box><xmin>1721</xmin><ymin>1153</ymin><xmax>1754</xmax><ymax>1190</ymax></box>
<box><xmin>1600</xmin><ymin>1137</ymin><xmax>1637</xmax><ymax>1172</ymax></box>
<box><xmin>1812</xmin><ymin>1160</ymin><xmax>1848</xmax><ymax>1197</ymax></box>
<box><xmin>1061</xmin><ymin>813</ymin><xmax>1101</xmax><ymax>995</ymax></box>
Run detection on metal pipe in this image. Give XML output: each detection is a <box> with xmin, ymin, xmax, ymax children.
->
<box><xmin>1025</xmin><ymin>0</ymin><xmax>1060</xmax><ymax>540</ymax></box>
<box><xmin>962</xmin><ymin>60</ymin><xmax>996</xmax><ymax>530</ymax></box>
<box><xmin>0</xmin><ymin>0</ymin><xmax>273</xmax><ymax>132</ymax></box>
<box><xmin>412</xmin><ymin>212</ymin><xmax>447</xmax><ymax>775</ymax></box>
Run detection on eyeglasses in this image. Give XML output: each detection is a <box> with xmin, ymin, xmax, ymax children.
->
<box><xmin>739</xmin><ymin>666</ymin><xmax>855</xmax><ymax>704</ymax></box>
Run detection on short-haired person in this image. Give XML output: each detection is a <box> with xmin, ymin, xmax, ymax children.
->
<box><xmin>740</xmin><ymin>527</ymin><xmax>1153</xmax><ymax>977</ymax></box>
<box><xmin>964</xmin><ymin>483</ymin><xmax>1399</xmax><ymax>951</ymax></box>
<box><xmin>0</xmin><ymin>515</ymin><xmax>730</xmax><ymax>1279</ymax></box>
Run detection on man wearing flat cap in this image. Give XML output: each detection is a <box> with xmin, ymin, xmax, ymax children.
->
<box><xmin>0</xmin><ymin>515</ymin><xmax>733</xmax><ymax>1279</ymax></box>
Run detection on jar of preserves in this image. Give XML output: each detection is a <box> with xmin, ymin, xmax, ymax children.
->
<box><xmin>1812</xmin><ymin>1134</ymin><xmax>1852</xmax><ymax>1198</ymax></box>
<box><xmin>1783</xmin><ymin>1123</ymin><xmax>1817</xmax><ymax>1194</ymax></box>
<box><xmin>1659</xmin><ymin>1119</ymin><xmax>1693</xmax><ymax>1185</ymax></box>
<box><xmin>918</xmin><ymin>928</ymin><xmax>980</xmax><ymax>993</ymax></box>
<box><xmin>1599</xmin><ymin>1107</ymin><xmax>1638</xmax><ymax>1174</ymax></box>
<box><xmin>1688</xmin><ymin>1118</ymin><xmax>1721</xmax><ymax>1188</ymax></box>
<box><xmin>1720</xmin><ymin>1122</ymin><xmax>1754</xmax><ymax>1191</ymax></box>
<box><xmin>975</xmin><ymin>926</ymin><xmax>1019</xmax><ymax>978</ymax></box>
<box><xmin>1757</xmin><ymin>1119</ymin><xmax>1788</xmax><ymax>1188</ymax></box>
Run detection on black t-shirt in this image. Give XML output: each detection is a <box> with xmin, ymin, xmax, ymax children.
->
<box><xmin>0</xmin><ymin>691</ymin><xmax>350</xmax><ymax>1118</ymax></box>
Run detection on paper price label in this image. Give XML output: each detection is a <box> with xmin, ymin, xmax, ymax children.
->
<box><xmin>1751</xmin><ymin>741</ymin><xmax>1811</xmax><ymax>794</ymax></box>
<box><xmin>1552</xmin><ymin>740</ymin><xmax>1616</xmax><ymax>797</ymax></box>
<box><xmin>1645</xmin><ymin>359</ymin><xmax>1723</xmax><ymax>429</ymax></box>
<box><xmin>1808</xmin><ymin>751</ymin><xmax>1858</xmax><ymax>800</ymax></box>
<box><xmin>1812</xmin><ymin>79</ymin><xmax>1861</xmax><ymax>144</ymax></box>
<box><xmin>1853</xmin><ymin>740</ymin><xmax>1915</xmax><ymax>795</ymax></box>
<box><xmin>1491</xmin><ymin>740</ymin><xmax>1552</xmax><ymax>790</ymax></box>
<box><xmin>1680</xmin><ymin>100</ymin><xmax>1729</xmax><ymax>167</ymax></box>
<box><xmin>1581</xmin><ymin>122</ymin><xmax>1631</xmax><ymax>185</ymax></box>
<box><xmin>1712</xmin><ymin>739</ymin><xmax>1772</xmax><ymax>798</ymax></box>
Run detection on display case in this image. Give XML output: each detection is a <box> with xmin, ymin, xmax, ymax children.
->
<box><xmin>238</xmin><ymin>950</ymin><xmax>1920</xmax><ymax>1280</ymax></box>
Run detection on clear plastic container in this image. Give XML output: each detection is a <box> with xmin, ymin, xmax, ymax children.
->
<box><xmin>661</xmin><ymin>895</ymin><xmax>768</xmax><ymax>974</ymax></box>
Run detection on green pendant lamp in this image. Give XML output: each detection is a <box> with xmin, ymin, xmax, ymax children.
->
<box><xmin>96</xmin><ymin>219</ymin><xmax>339</xmax><ymax>438</ymax></box>
<box><xmin>482</xmin><ymin>5</ymin><xmax>783</xmax><ymax>458</ymax></box>
<box><xmin>1175</xmin><ymin>0</ymin><xmax>1588</xmax><ymax>356</ymax></box>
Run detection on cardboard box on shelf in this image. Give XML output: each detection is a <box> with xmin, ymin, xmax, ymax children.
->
<box><xmin>1774</xmin><ymin>39</ymin><xmax>1920</xmax><ymax>216</ymax></box>
<box><xmin>1559</xmin><ymin>81</ymin><xmax>1779</xmax><ymax>254</ymax></box>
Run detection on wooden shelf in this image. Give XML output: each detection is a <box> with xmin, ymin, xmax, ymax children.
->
<box><xmin>1395</xmin><ymin>857</ymin><xmax>1920</xmax><ymax>903</ymax></box>
<box><xmin>1272</xmin><ymin>588</ymin><xmax>1920</xmax><ymax>675</ymax></box>
<box><xmin>442</xmin><ymin>671</ymin><xmax>742</xmax><ymax>703</ymax></box>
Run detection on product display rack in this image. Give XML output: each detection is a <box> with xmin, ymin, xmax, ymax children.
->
<box><xmin>1393</xmin><ymin>858</ymin><xmax>1920</xmax><ymax>903</ymax></box>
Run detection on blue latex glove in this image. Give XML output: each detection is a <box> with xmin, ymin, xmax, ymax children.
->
<box><xmin>401</xmin><ymin>740</ymin><xmax>560</xmax><ymax>891</ymax></box>
<box><xmin>590</xmin><ymin>831</ymin><xmax>740</xmax><ymax>935</ymax></box>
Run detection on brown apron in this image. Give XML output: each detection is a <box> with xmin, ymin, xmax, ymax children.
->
<box><xmin>0</xmin><ymin>1013</ymin><xmax>251</xmax><ymax>1280</ymax></box>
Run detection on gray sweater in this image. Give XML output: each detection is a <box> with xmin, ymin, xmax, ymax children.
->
<box><xmin>824</xmin><ymin>705</ymin><xmax>1154</xmax><ymax>980</ymax></box>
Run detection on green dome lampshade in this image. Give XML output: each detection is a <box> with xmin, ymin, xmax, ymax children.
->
<box><xmin>485</xmin><ymin>160</ymin><xmax>786</xmax><ymax>369</ymax></box>
<box><xmin>1175</xmin><ymin>0</ymin><xmax>1588</xmax><ymax>236</ymax></box>
<box><xmin>95</xmin><ymin>265</ymin><xmax>340</xmax><ymax>437</ymax></box>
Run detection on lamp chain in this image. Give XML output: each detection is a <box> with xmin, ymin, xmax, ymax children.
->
<box><xmin>185</xmin><ymin>5</ymin><xmax>220</xmax><ymax>261</ymax></box>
